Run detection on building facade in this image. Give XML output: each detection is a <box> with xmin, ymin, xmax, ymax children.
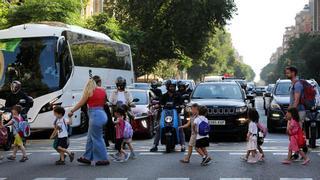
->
<box><xmin>295</xmin><ymin>4</ymin><xmax>313</xmax><ymax>34</ymax></box>
<box><xmin>82</xmin><ymin>0</ymin><xmax>104</xmax><ymax>18</ymax></box>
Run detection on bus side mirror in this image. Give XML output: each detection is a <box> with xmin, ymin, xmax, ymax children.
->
<box><xmin>56</xmin><ymin>36</ymin><xmax>66</xmax><ymax>54</ymax></box>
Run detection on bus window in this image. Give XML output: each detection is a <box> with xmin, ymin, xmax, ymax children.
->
<box><xmin>67</xmin><ymin>32</ymin><xmax>131</xmax><ymax>71</ymax></box>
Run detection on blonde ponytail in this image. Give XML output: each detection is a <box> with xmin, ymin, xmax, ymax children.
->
<box><xmin>83</xmin><ymin>79</ymin><xmax>97</xmax><ymax>97</ymax></box>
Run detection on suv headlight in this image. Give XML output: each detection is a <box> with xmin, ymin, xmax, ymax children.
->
<box><xmin>236</xmin><ymin>106</ymin><xmax>247</xmax><ymax>113</ymax></box>
<box><xmin>165</xmin><ymin>116</ymin><xmax>173</xmax><ymax>123</ymax></box>
<box><xmin>270</xmin><ymin>101</ymin><xmax>281</xmax><ymax>109</ymax></box>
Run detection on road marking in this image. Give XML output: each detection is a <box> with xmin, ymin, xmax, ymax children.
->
<box><xmin>280</xmin><ymin>178</ymin><xmax>313</xmax><ymax>180</ymax></box>
<box><xmin>139</xmin><ymin>152</ymin><xmax>164</xmax><ymax>155</ymax></box>
<box><xmin>184</xmin><ymin>153</ymin><xmax>198</xmax><ymax>155</ymax></box>
<box><xmin>33</xmin><ymin>178</ymin><xmax>67</xmax><ymax>180</ymax></box>
<box><xmin>0</xmin><ymin>178</ymin><xmax>7</xmax><ymax>180</ymax></box>
<box><xmin>229</xmin><ymin>153</ymin><xmax>246</xmax><ymax>155</ymax></box>
<box><xmin>273</xmin><ymin>153</ymin><xmax>288</xmax><ymax>156</ymax></box>
<box><xmin>220</xmin><ymin>178</ymin><xmax>252</xmax><ymax>180</ymax></box>
<box><xmin>157</xmin><ymin>178</ymin><xmax>189</xmax><ymax>180</ymax></box>
<box><xmin>96</xmin><ymin>178</ymin><xmax>128</xmax><ymax>180</ymax></box>
<box><xmin>8</xmin><ymin>153</ymin><xmax>32</xmax><ymax>156</ymax></box>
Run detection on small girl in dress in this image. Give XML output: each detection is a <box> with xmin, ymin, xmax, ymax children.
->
<box><xmin>243</xmin><ymin>108</ymin><xmax>261</xmax><ymax>163</ymax></box>
<box><xmin>282</xmin><ymin>107</ymin><xmax>310</xmax><ymax>165</ymax></box>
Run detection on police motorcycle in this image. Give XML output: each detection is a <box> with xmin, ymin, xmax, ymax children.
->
<box><xmin>0</xmin><ymin>98</ymin><xmax>33</xmax><ymax>150</ymax></box>
<box><xmin>160</xmin><ymin>102</ymin><xmax>181</xmax><ymax>153</ymax></box>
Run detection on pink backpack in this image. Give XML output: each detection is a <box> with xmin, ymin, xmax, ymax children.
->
<box><xmin>257</xmin><ymin>123</ymin><xmax>268</xmax><ymax>137</ymax></box>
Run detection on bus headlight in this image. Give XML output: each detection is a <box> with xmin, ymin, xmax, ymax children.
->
<box><xmin>165</xmin><ymin>116</ymin><xmax>173</xmax><ymax>123</ymax></box>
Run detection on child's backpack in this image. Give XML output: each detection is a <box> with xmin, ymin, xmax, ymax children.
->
<box><xmin>0</xmin><ymin>126</ymin><xmax>8</xmax><ymax>145</ymax></box>
<box><xmin>198</xmin><ymin>118</ymin><xmax>211</xmax><ymax>136</ymax></box>
<box><xmin>123</xmin><ymin>121</ymin><xmax>133</xmax><ymax>139</ymax></box>
<box><xmin>296</xmin><ymin>80</ymin><xmax>316</xmax><ymax>110</ymax></box>
<box><xmin>257</xmin><ymin>123</ymin><xmax>268</xmax><ymax>137</ymax></box>
<box><xmin>297</xmin><ymin>126</ymin><xmax>306</xmax><ymax>148</ymax></box>
<box><xmin>19</xmin><ymin>121</ymin><xmax>31</xmax><ymax>138</ymax></box>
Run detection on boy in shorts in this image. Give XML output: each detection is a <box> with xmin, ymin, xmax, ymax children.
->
<box><xmin>50</xmin><ymin>106</ymin><xmax>74</xmax><ymax>165</ymax></box>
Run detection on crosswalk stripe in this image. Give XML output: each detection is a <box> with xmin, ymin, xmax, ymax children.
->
<box><xmin>8</xmin><ymin>153</ymin><xmax>32</xmax><ymax>156</ymax></box>
<box><xmin>0</xmin><ymin>178</ymin><xmax>7</xmax><ymax>180</ymax></box>
<box><xmin>273</xmin><ymin>153</ymin><xmax>288</xmax><ymax>156</ymax></box>
<box><xmin>139</xmin><ymin>152</ymin><xmax>164</xmax><ymax>155</ymax></box>
<box><xmin>157</xmin><ymin>178</ymin><xmax>189</xmax><ymax>180</ymax></box>
<box><xmin>280</xmin><ymin>178</ymin><xmax>313</xmax><ymax>180</ymax></box>
<box><xmin>95</xmin><ymin>179</ymin><xmax>126</xmax><ymax>180</ymax></box>
<box><xmin>33</xmin><ymin>178</ymin><xmax>67</xmax><ymax>180</ymax></box>
<box><xmin>220</xmin><ymin>178</ymin><xmax>252</xmax><ymax>180</ymax></box>
<box><xmin>229</xmin><ymin>153</ymin><xmax>246</xmax><ymax>155</ymax></box>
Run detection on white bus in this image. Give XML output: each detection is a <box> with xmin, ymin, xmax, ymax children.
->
<box><xmin>0</xmin><ymin>22</ymin><xmax>134</xmax><ymax>132</ymax></box>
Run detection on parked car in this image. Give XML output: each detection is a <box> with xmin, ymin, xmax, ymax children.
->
<box><xmin>255</xmin><ymin>86</ymin><xmax>266</xmax><ymax>96</ymax></box>
<box><xmin>190</xmin><ymin>82</ymin><xmax>252</xmax><ymax>140</ymax></box>
<box><xmin>132</xmin><ymin>83</ymin><xmax>151</xmax><ymax>90</ymax></box>
<box><xmin>263</xmin><ymin>84</ymin><xmax>275</xmax><ymax>115</ymax></box>
<box><xmin>266</xmin><ymin>80</ymin><xmax>291</xmax><ymax>132</ymax></box>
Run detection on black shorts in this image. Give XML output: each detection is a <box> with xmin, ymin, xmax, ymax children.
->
<box><xmin>195</xmin><ymin>137</ymin><xmax>209</xmax><ymax>148</ymax></box>
<box><xmin>115</xmin><ymin>138</ymin><xmax>124</xmax><ymax>151</ymax></box>
<box><xmin>57</xmin><ymin>137</ymin><xmax>69</xmax><ymax>149</ymax></box>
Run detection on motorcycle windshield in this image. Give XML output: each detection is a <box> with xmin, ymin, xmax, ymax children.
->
<box><xmin>0</xmin><ymin>37</ymin><xmax>59</xmax><ymax>98</ymax></box>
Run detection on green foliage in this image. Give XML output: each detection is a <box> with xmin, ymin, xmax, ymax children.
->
<box><xmin>7</xmin><ymin>0</ymin><xmax>82</xmax><ymax>27</ymax></box>
<box><xmin>0</xmin><ymin>2</ymin><xmax>9</xmax><ymax>29</ymax></box>
<box><xmin>261</xmin><ymin>33</ymin><xmax>320</xmax><ymax>84</ymax></box>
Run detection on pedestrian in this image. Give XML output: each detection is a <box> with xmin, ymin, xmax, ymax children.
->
<box><xmin>6</xmin><ymin>105</ymin><xmax>28</xmax><ymax>162</ymax></box>
<box><xmin>113</xmin><ymin>107</ymin><xmax>130</xmax><ymax>162</ymax></box>
<box><xmin>179</xmin><ymin>103</ymin><xmax>200</xmax><ymax>163</ymax></box>
<box><xmin>123</xmin><ymin>114</ymin><xmax>136</xmax><ymax>159</ymax></box>
<box><xmin>282</xmin><ymin>107</ymin><xmax>310</xmax><ymax>165</ymax></box>
<box><xmin>50</xmin><ymin>106</ymin><xmax>75</xmax><ymax>165</ymax></box>
<box><xmin>69</xmin><ymin>76</ymin><xmax>110</xmax><ymax>166</ymax></box>
<box><xmin>194</xmin><ymin>106</ymin><xmax>212</xmax><ymax>166</ymax></box>
<box><xmin>242</xmin><ymin>108</ymin><xmax>262</xmax><ymax>163</ymax></box>
<box><xmin>285</xmin><ymin>66</ymin><xmax>306</xmax><ymax>123</ymax></box>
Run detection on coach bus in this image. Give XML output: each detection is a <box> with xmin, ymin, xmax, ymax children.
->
<box><xmin>0</xmin><ymin>22</ymin><xmax>134</xmax><ymax>132</ymax></box>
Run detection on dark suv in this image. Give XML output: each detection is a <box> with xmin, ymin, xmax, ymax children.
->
<box><xmin>266</xmin><ymin>80</ymin><xmax>291</xmax><ymax>132</ymax></box>
<box><xmin>190</xmin><ymin>82</ymin><xmax>252</xmax><ymax>140</ymax></box>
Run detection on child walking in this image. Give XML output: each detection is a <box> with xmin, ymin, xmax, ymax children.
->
<box><xmin>179</xmin><ymin>103</ymin><xmax>200</xmax><ymax>163</ymax></box>
<box><xmin>50</xmin><ymin>106</ymin><xmax>74</xmax><ymax>165</ymax></box>
<box><xmin>194</xmin><ymin>106</ymin><xmax>212</xmax><ymax>166</ymax></box>
<box><xmin>282</xmin><ymin>107</ymin><xmax>310</xmax><ymax>165</ymax></box>
<box><xmin>6</xmin><ymin>105</ymin><xmax>28</xmax><ymax>162</ymax></box>
<box><xmin>113</xmin><ymin>107</ymin><xmax>130</xmax><ymax>162</ymax></box>
<box><xmin>242</xmin><ymin>108</ymin><xmax>262</xmax><ymax>163</ymax></box>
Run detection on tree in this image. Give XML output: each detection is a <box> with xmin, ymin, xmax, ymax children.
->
<box><xmin>0</xmin><ymin>1</ymin><xmax>9</xmax><ymax>29</ymax></box>
<box><xmin>7</xmin><ymin>0</ymin><xmax>83</xmax><ymax>27</ymax></box>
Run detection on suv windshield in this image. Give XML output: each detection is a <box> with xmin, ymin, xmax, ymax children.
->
<box><xmin>275</xmin><ymin>82</ymin><xmax>291</xmax><ymax>95</ymax></box>
<box><xmin>0</xmin><ymin>37</ymin><xmax>59</xmax><ymax>98</ymax></box>
<box><xmin>192</xmin><ymin>84</ymin><xmax>243</xmax><ymax>100</ymax></box>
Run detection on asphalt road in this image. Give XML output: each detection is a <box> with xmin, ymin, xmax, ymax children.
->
<box><xmin>0</xmin><ymin>97</ymin><xmax>320</xmax><ymax>180</ymax></box>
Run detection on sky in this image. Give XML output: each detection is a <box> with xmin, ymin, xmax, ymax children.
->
<box><xmin>228</xmin><ymin>0</ymin><xmax>309</xmax><ymax>82</ymax></box>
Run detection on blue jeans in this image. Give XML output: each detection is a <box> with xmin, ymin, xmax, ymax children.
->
<box><xmin>83</xmin><ymin>107</ymin><xmax>108</xmax><ymax>161</ymax></box>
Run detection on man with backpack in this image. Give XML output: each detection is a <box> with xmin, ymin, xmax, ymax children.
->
<box><xmin>285</xmin><ymin>66</ymin><xmax>316</xmax><ymax>123</ymax></box>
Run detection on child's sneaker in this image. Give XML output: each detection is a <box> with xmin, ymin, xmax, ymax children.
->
<box><xmin>203</xmin><ymin>157</ymin><xmax>212</xmax><ymax>166</ymax></box>
<box><xmin>110</xmin><ymin>153</ymin><xmax>120</xmax><ymax>160</ymax></box>
<box><xmin>69</xmin><ymin>152</ymin><xmax>75</xmax><ymax>162</ymax></box>
<box><xmin>130</xmin><ymin>152</ymin><xmax>136</xmax><ymax>159</ymax></box>
<box><xmin>201</xmin><ymin>156</ymin><xmax>210</xmax><ymax>166</ymax></box>
<box><xmin>125</xmin><ymin>152</ymin><xmax>131</xmax><ymax>161</ymax></box>
<box><xmin>55</xmin><ymin>160</ymin><xmax>65</xmax><ymax>165</ymax></box>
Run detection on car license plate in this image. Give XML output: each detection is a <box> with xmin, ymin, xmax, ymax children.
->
<box><xmin>209</xmin><ymin>120</ymin><xmax>225</xmax><ymax>125</ymax></box>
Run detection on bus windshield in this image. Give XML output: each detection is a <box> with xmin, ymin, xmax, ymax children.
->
<box><xmin>0</xmin><ymin>37</ymin><xmax>60</xmax><ymax>98</ymax></box>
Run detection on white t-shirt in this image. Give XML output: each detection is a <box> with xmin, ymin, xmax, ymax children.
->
<box><xmin>117</xmin><ymin>92</ymin><xmax>127</xmax><ymax>104</ymax></box>
<box><xmin>248</xmin><ymin>121</ymin><xmax>258</xmax><ymax>136</ymax></box>
<box><xmin>194</xmin><ymin>115</ymin><xmax>210</xmax><ymax>140</ymax></box>
<box><xmin>55</xmin><ymin>118</ymin><xmax>69</xmax><ymax>138</ymax></box>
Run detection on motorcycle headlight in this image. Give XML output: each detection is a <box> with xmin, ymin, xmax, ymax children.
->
<box><xmin>165</xmin><ymin>116</ymin><xmax>173</xmax><ymax>123</ymax></box>
<box><xmin>2</xmin><ymin>112</ymin><xmax>12</xmax><ymax>121</ymax></box>
<box><xmin>270</xmin><ymin>101</ymin><xmax>281</xmax><ymax>109</ymax></box>
<box><xmin>236</xmin><ymin>106</ymin><xmax>247</xmax><ymax>113</ymax></box>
